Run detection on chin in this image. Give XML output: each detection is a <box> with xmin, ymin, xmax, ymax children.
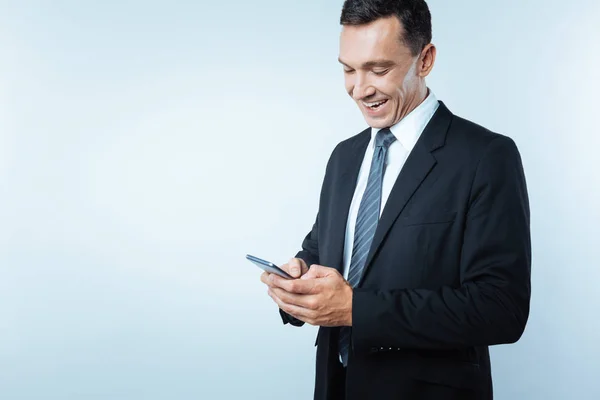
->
<box><xmin>364</xmin><ymin>116</ymin><xmax>392</xmax><ymax>129</ymax></box>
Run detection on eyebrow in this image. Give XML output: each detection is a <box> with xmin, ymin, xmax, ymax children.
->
<box><xmin>338</xmin><ymin>58</ymin><xmax>395</xmax><ymax>68</ymax></box>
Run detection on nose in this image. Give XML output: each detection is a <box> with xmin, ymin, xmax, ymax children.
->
<box><xmin>351</xmin><ymin>74</ymin><xmax>376</xmax><ymax>101</ymax></box>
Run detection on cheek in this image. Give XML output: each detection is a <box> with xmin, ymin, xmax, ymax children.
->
<box><xmin>390</xmin><ymin>84</ymin><xmax>410</xmax><ymax>107</ymax></box>
<box><xmin>378</xmin><ymin>78</ymin><xmax>401</xmax><ymax>99</ymax></box>
<box><xmin>385</xmin><ymin>70</ymin><xmax>411</xmax><ymax>97</ymax></box>
<box><xmin>344</xmin><ymin>79</ymin><xmax>353</xmax><ymax>95</ymax></box>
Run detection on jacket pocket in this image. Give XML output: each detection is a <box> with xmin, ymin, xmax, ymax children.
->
<box><xmin>408</xmin><ymin>357</ymin><xmax>482</xmax><ymax>390</ymax></box>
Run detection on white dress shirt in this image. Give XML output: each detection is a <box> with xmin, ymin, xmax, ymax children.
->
<box><xmin>342</xmin><ymin>91</ymin><xmax>440</xmax><ymax>280</ymax></box>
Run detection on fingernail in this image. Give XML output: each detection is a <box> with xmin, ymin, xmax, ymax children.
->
<box><xmin>291</xmin><ymin>267</ymin><xmax>299</xmax><ymax>276</ymax></box>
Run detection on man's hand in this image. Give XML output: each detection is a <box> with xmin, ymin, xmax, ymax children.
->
<box><xmin>260</xmin><ymin>257</ymin><xmax>308</xmax><ymax>282</ymax></box>
<box><xmin>261</xmin><ymin>264</ymin><xmax>353</xmax><ymax>327</ymax></box>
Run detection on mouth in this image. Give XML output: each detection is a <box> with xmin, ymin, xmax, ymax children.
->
<box><xmin>362</xmin><ymin>99</ymin><xmax>389</xmax><ymax>115</ymax></box>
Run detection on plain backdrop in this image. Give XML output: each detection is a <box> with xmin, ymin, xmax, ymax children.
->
<box><xmin>1</xmin><ymin>0</ymin><xmax>599</xmax><ymax>399</ymax></box>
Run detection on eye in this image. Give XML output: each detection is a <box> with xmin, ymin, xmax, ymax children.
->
<box><xmin>343</xmin><ymin>68</ymin><xmax>355</xmax><ymax>74</ymax></box>
<box><xmin>372</xmin><ymin>69</ymin><xmax>389</xmax><ymax>76</ymax></box>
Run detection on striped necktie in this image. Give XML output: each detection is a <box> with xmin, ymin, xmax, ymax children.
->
<box><xmin>338</xmin><ymin>127</ymin><xmax>396</xmax><ymax>367</ymax></box>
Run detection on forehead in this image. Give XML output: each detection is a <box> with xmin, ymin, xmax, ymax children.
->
<box><xmin>339</xmin><ymin>16</ymin><xmax>411</xmax><ymax>64</ymax></box>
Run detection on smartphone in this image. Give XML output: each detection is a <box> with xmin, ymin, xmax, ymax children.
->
<box><xmin>246</xmin><ymin>254</ymin><xmax>293</xmax><ymax>279</ymax></box>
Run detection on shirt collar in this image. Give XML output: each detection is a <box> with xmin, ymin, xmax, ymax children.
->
<box><xmin>371</xmin><ymin>89</ymin><xmax>439</xmax><ymax>152</ymax></box>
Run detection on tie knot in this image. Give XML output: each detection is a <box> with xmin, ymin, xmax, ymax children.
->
<box><xmin>375</xmin><ymin>128</ymin><xmax>396</xmax><ymax>149</ymax></box>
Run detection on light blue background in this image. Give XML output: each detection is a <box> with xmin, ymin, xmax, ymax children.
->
<box><xmin>1</xmin><ymin>0</ymin><xmax>599</xmax><ymax>399</ymax></box>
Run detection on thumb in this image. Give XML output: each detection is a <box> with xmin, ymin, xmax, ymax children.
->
<box><xmin>301</xmin><ymin>264</ymin><xmax>330</xmax><ymax>279</ymax></box>
<box><xmin>288</xmin><ymin>258</ymin><xmax>303</xmax><ymax>278</ymax></box>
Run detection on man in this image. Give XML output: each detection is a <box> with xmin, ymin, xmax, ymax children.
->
<box><xmin>260</xmin><ymin>0</ymin><xmax>531</xmax><ymax>399</ymax></box>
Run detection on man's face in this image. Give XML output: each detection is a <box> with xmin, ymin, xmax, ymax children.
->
<box><xmin>339</xmin><ymin>16</ymin><xmax>427</xmax><ymax>128</ymax></box>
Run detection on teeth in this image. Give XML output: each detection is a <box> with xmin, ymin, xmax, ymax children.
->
<box><xmin>364</xmin><ymin>100</ymin><xmax>386</xmax><ymax>108</ymax></box>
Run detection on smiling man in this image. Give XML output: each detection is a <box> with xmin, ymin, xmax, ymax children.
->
<box><xmin>260</xmin><ymin>1</ymin><xmax>531</xmax><ymax>399</ymax></box>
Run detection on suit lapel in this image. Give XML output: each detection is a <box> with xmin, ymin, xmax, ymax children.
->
<box><xmin>358</xmin><ymin>101</ymin><xmax>453</xmax><ymax>286</ymax></box>
<box><xmin>328</xmin><ymin>129</ymin><xmax>371</xmax><ymax>274</ymax></box>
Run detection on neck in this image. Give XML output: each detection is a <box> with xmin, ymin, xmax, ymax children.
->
<box><xmin>393</xmin><ymin>86</ymin><xmax>428</xmax><ymax>125</ymax></box>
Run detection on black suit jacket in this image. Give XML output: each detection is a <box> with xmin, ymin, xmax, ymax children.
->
<box><xmin>280</xmin><ymin>102</ymin><xmax>531</xmax><ymax>400</ymax></box>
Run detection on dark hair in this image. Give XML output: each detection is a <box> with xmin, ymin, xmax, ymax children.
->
<box><xmin>340</xmin><ymin>0</ymin><xmax>432</xmax><ymax>56</ymax></box>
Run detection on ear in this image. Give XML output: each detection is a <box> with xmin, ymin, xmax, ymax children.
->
<box><xmin>418</xmin><ymin>43</ymin><xmax>436</xmax><ymax>78</ymax></box>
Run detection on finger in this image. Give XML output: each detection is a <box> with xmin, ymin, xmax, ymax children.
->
<box><xmin>268</xmin><ymin>289</ymin><xmax>314</xmax><ymax>322</ymax></box>
<box><xmin>261</xmin><ymin>272</ymin><xmax>279</xmax><ymax>288</ymax></box>
<box><xmin>268</xmin><ymin>273</ymin><xmax>298</xmax><ymax>289</ymax></box>
<box><xmin>269</xmin><ymin>273</ymin><xmax>297</xmax><ymax>289</ymax></box>
<box><xmin>287</xmin><ymin>258</ymin><xmax>304</xmax><ymax>278</ymax></box>
<box><xmin>297</xmin><ymin>258</ymin><xmax>309</xmax><ymax>274</ymax></box>
<box><xmin>268</xmin><ymin>288</ymin><xmax>296</xmax><ymax>312</ymax></box>
<box><xmin>260</xmin><ymin>272</ymin><xmax>271</xmax><ymax>285</ymax></box>
<box><xmin>269</xmin><ymin>273</ymin><xmax>289</xmax><ymax>289</ymax></box>
<box><xmin>301</xmin><ymin>265</ymin><xmax>337</xmax><ymax>280</ymax></box>
<box><xmin>274</xmin><ymin>275</ymin><xmax>318</xmax><ymax>294</ymax></box>
<box><xmin>301</xmin><ymin>267</ymin><xmax>318</xmax><ymax>280</ymax></box>
<box><xmin>271</xmin><ymin>287</ymin><xmax>318</xmax><ymax>310</ymax></box>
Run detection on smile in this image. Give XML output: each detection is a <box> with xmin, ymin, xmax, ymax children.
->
<box><xmin>363</xmin><ymin>99</ymin><xmax>388</xmax><ymax>110</ymax></box>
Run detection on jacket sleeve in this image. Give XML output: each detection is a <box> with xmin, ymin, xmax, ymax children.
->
<box><xmin>351</xmin><ymin>136</ymin><xmax>531</xmax><ymax>351</ymax></box>
<box><xmin>278</xmin><ymin>141</ymin><xmax>342</xmax><ymax>327</ymax></box>
<box><xmin>279</xmin><ymin>214</ymin><xmax>320</xmax><ymax>327</ymax></box>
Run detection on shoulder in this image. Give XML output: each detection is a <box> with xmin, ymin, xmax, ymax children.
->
<box><xmin>323</xmin><ymin>127</ymin><xmax>370</xmax><ymax>165</ymax></box>
<box><xmin>445</xmin><ymin>114</ymin><xmax>521</xmax><ymax>164</ymax></box>
<box><xmin>450</xmin><ymin>115</ymin><xmax>513</xmax><ymax>148</ymax></box>
<box><xmin>332</xmin><ymin>127</ymin><xmax>371</xmax><ymax>155</ymax></box>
